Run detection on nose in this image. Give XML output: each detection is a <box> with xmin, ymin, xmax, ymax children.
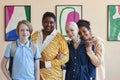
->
<box><xmin>47</xmin><ymin>22</ymin><xmax>51</xmax><ymax>26</ymax></box>
<box><xmin>68</xmin><ymin>31</ymin><xmax>72</xmax><ymax>35</ymax></box>
<box><xmin>81</xmin><ymin>32</ymin><xmax>84</xmax><ymax>36</ymax></box>
<box><xmin>23</xmin><ymin>30</ymin><xmax>27</xmax><ymax>34</ymax></box>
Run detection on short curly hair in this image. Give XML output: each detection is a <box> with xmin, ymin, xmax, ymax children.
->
<box><xmin>42</xmin><ymin>11</ymin><xmax>56</xmax><ymax>22</ymax></box>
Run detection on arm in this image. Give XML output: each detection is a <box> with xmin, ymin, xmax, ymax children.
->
<box><xmin>1</xmin><ymin>57</ymin><xmax>12</xmax><ymax>80</ymax></box>
<box><xmin>34</xmin><ymin>59</ymin><xmax>40</xmax><ymax>80</ymax></box>
<box><xmin>50</xmin><ymin>35</ymin><xmax>69</xmax><ymax>68</ymax></box>
<box><xmin>86</xmin><ymin>38</ymin><xmax>104</xmax><ymax>67</ymax></box>
<box><xmin>43</xmin><ymin>34</ymin><xmax>69</xmax><ymax>68</ymax></box>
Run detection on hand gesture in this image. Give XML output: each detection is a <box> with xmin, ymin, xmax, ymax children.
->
<box><xmin>56</xmin><ymin>52</ymin><xmax>64</xmax><ymax>60</ymax></box>
<box><xmin>85</xmin><ymin>39</ymin><xmax>93</xmax><ymax>48</ymax></box>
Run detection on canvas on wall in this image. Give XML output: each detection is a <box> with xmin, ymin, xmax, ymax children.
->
<box><xmin>108</xmin><ymin>5</ymin><xmax>120</xmax><ymax>41</ymax></box>
<box><xmin>5</xmin><ymin>5</ymin><xmax>31</xmax><ymax>41</ymax></box>
<box><xmin>56</xmin><ymin>5</ymin><xmax>82</xmax><ymax>38</ymax></box>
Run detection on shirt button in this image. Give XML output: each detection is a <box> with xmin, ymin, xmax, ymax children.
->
<box><xmin>75</xmin><ymin>51</ymin><xmax>77</xmax><ymax>53</ymax></box>
<box><xmin>74</xmin><ymin>63</ymin><xmax>77</xmax><ymax>65</ymax></box>
<box><xmin>73</xmin><ymin>75</ymin><xmax>75</xmax><ymax>78</ymax></box>
<box><xmin>74</xmin><ymin>57</ymin><xmax>77</xmax><ymax>59</ymax></box>
<box><xmin>73</xmin><ymin>69</ymin><xmax>75</xmax><ymax>72</ymax></box>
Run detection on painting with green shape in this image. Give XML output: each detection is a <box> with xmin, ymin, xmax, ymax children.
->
<box><xmin>108</xmin><ymin>5</ymin><xmax>120</xmax><ymax>41</ymax></box>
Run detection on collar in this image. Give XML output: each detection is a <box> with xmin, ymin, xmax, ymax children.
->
<box><xmin>17</xmin><ymin>39</ymin><xmax>30</xmax><ymax>47</ymax></box>
<box><xmin>70</xmin><ymin>39</ymin><xmax>85</xmax><ymax>45</ymax></box>
<box><xmin>51</xmin><ymin>29</ymin><xmax>57</xmax><ymax>36</ymax></box>
<box><xmin>41</xmin><ymin>28</ymin><xmax>57</xmax><ymax>36</ymax></box>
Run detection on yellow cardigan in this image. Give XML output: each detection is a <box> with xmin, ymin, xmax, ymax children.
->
<box><xmin>31</xmin><ymin>30</ymin><xmax>69</xmax><ymax>80</ymax></box>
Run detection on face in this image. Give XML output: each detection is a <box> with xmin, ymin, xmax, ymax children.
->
<box><xmin>18</xmin><ymin>23</ymin><xmax>30</xmax><ymax>40</ymax></box>
<box><xmin>78</xmin><ymin>26</ymin><xmax>91</xmax><ymax>40</ymax></box>
<box><xmin>65</xmin><ymin>25</ymin><xmax>78</xmax><ymax>40</ymax></box>
<box><xmin>42</xmin><ymin>17</ymin><xmax>55</xmax><ymax>34</ymax></box>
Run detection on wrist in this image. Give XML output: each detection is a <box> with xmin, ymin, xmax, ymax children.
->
<box><xmin>86</xmin><ymin>47</ymin><xmax>91</xmax><ymax>52</ymax></box>
<box><xmin>86</xmin><ymin>47</ymin><xmax>93</xmax><ymax>55</ymax></box>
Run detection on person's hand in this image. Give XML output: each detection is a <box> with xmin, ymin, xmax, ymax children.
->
<box><xmin>57</xmin><ymin>52</ymin><xmax>64</xmax><ymax>60</ymax></box>
<box><xmin>40</xmin><ymin>60</ymin><xmax>45</xmax><ymax>69</ymax></box>
<box><xmin>85</xmin><ymin>39</ymin><xmax>93</xmax><ymax>48</ymax></box>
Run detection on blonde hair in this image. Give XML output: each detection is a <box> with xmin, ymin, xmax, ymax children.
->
<box><xmin>65</xmin><ymin>21</ymin><xmax>78</xmax><ymax>31</ymax></box>
<box><xmin>16</xmin><ymin>20</ymin><xmax>33</xmax><ymax>35</ymax></box>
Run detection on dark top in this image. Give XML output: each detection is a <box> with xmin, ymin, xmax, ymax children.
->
<box><xmin>65</xmin><ymin>40</ymin><xmax>96</xmax><ymax>80</ymax></box>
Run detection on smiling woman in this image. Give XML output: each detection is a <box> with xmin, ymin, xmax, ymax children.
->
<box><xmin>64</xmin><ymin>21</ymin><xmax>96</xmax><ymax>80</ymax></box>
<box><xmin>30</xmin><ymin>11</ymin><xmax>69</xmax><ymax>80</ymax></box>
<box><xmin>77</xmin><ymin>19</ymin><xmax>105</xmax><ymax>80</ymax></box>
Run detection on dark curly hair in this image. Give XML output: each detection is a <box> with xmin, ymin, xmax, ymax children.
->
<box><xmin>42</xmin><ymin>12</ymin><xmax>56</xmax><ymax>22</ymax></box>
<box><xmin>77</xmin><ymin>19</ymin><xmax>91</xmax><ymax>30</ymax></box>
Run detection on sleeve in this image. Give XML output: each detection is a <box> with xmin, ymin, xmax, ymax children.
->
<box><xmin>4</xmin><ymin>44</ymin><xmax>12</xmax><ymax>59</ymax></box>
<box><xmin>34</xmin><ymin>44</ymin><xmax>41</xmax><ymax>60</ymax></box>
<box><xmin>50</xmin><ymin>34</ymin><xmax>69</xmax><ymax>67</ymax></box>
<box><xmin>88</xmin><ymin>57</ymin><xmax>96</xmax><ymax>78</ymax></box>
<box><xmin>86</xmin><ymin>38</ymin><xmax>104</xmax><ymax>67</ymax></box>
<box><xmin>30</xmin><ymin>31</ymin><xmax>39</xmax><ymax>44</ymax></box>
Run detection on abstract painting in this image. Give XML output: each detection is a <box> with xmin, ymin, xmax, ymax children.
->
<box><xmin>5</xmin><ymin>5</ymin><xmax>31</xmax><ymax>41</ymax></box>
<box><xmin>56</xmin><ymin>5</ymin><xmax>82</xmax><ymax>38</ymax></box>
<box><xmin>108</xmin><ymin>5</ymin><xmax>120</xmax><ymax>41</ymax></box>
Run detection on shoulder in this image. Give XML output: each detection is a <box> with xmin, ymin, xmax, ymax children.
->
<box><xmin>6</xmin><ymin>42</ymin><xmax>15</xmax><ymax>48</ymax></box>
<box><xmin>4</xmin><ymin>42</ymin><xmax>13</xmax><ymax>58</ymax></box>
<box><xmin>56</xmin><ymin>32</ymin><xmax>65</xmax><ymax>39</ymax></box>
<box><xmin>92</xmin><ymin>36</ymin><xmax>104</xmax><ymax>47</ymax></box>
<box><xmin>31</xmin><ymin>30</ymin><xmax>40</xmax><ymax>43</ymax></box>
<box><xmin>31</xmin><ymin>30</ymin><xmax>40</xmax><ymax>37</ymax></box>
<box><xmin>93</xmin><ymin>36</ymin><xmax>104</xmax><ymax>43</ymax></box>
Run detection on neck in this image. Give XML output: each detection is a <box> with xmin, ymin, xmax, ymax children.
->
<box><xmin>43</xmin><ymin>29</ymin><xmax>53</xmax><ymax>35</ymax></box>
<box><xmin>19</xmin><ymin>39</ymin><xmax>28</xmax><ymax>44</ymax></box>
<box><xmin>73</xmin><ymin>36</ymin><xmax>80</xmax><ymax>44</ymax></box>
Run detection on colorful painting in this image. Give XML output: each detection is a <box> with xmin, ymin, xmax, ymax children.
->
<box><xmin>108</xmin><ymin>5</ymin><xmax>120</xmax><ymax>41</ymax></box>
<box><xmin>56</xmin><ymin>5</ymin><xmax>82</xmax><ymax>38</ymax></box>
<box><xmin>5</xmin><ymin>5</ymin><xmax>31</xmax><ymax>41</ymax></box>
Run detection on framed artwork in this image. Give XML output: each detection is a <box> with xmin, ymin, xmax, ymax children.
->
<box><xmin>56</xmin><ymin>5</ymin><xmax>82</xmax><ymax>39</ymax></box>
<box><xmin>5</xmin><ymin>5</ymin><xmax>31</xmax><ymax>41</ymax></box>
<box><xmin>108</xmin><ymin>5</ymin><xmax>120</xmax><ymax>41</ymax></box>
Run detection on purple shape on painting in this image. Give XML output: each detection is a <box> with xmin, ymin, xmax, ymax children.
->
<box><xmin>66</xmin><ymin>11</ymin><xmax>80</xmax><ymax>24</ymax></box>
<box><xmin>6</xmin><ymin>6</ymin><xmax>14</xmax><ymax>28</ymax></box>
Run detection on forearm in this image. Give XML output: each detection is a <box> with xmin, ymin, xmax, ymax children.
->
<box><xmin>42</xmin><ymin>52</ymin><xmax>69</xmax><ymax>69</ymax></box>
<box><xmin>1</xmin><ymin>58</ymin><xmax>11</xmax><ymax>80</ymax></box>
<box><xmin>86</xmin><ymin>47</ymin><xmax>103</xmax><ymax>67</ymax></box>
<box><xmin>35</xmin><ymin>60</ymin><xmax>40</xmax><ymax>80</ymax></box>
<box><xmin>51</xmin><ymin>52</ymin><xmax>69</xmax><ymax>67</ymax></box>
<box><xmin>35</xmin><ymin>70</ymin><xmax>39</xmax><ymax>80</ymax></box>
<box><xmin>2</xmin><ymin>67</ymin><xmax>11</xmax><ymax>80</ymax></box>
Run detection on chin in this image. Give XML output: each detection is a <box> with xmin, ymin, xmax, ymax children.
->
<box><xmin>81</xmin><ymin>37</ymin><xmax>86</xmax><ymax>40</ymax></box>
<box><xmin>69</xmin><ymin>36</ymin><xmax>74</xmax><ymax>40</ymax></box>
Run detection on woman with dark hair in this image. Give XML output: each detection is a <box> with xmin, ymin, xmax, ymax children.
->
<box><xmin>31</xmin><ymin>12</ymin><xmax>69</xmax><ymax>80</ymax></box>
<box><xmin>64</xmin><ymin>21</ymin><xmax>96</xmax><ymax>80</ymax></box>
<box><xmin>77</xmin><ymin>20</ymin><xmax>105</xmax><ymax>80</ymax></box>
